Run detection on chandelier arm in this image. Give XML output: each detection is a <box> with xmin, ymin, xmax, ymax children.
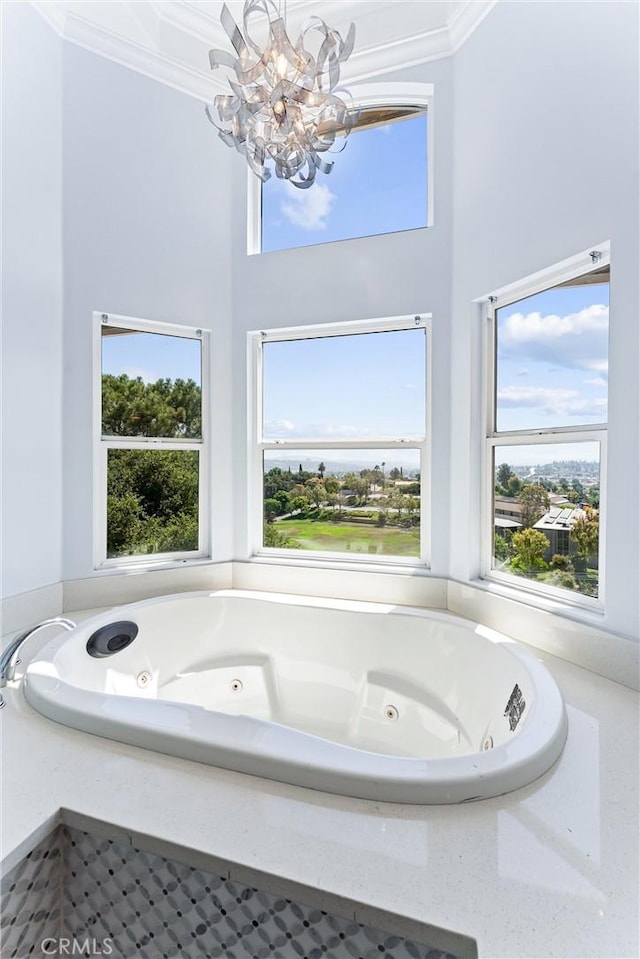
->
<box><xmin>243</xmin><ymin>0</ymin><xmax>281</xmax><ymax>59</ymax></box>
<box><xmin>312</xmin><ymin>153</ymin><xmax>334</xmax><ymax>175</ymax></box>
<box><xmin>234</xmin><ymin>51</ymin><xmax>274</xmax><ymax>86</ymax></box>
<box><xmin>338</xmin><ymin>22</ymin><xmax>356</xmax><ymax>62</ymax></box>
<box><xmin>220</xmin><ymin>3</ymin><xmax>250</xmax><ymax>60</ymax></box>
<box><xmin>212</xmin><ymin>95</ymin><xmax>240</xmax><ymax>123</ymax></box>
<box><xmin>300</xmin><ymin>19</ymin><xmax>344</xmax><ymax>94</ymax></box>
<box><xmin>269</xmin><ymin>18</ymin><xmax>315</xmax><ymax>78</ymax></box>
<box><xmin>208</xmin><ymin>48</ymin><xmax>239</xmax><ymax>71</ymax></box>
<box><xmin>291</xmin><ymin>157</ymin><xmax>317</xmax><ymax>189</ymax></box>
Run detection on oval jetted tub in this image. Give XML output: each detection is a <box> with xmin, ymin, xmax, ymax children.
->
<box><xmin>23</xmin><ymin>590</ymin><xmax>568</xmax><ymax>804</ymax></box>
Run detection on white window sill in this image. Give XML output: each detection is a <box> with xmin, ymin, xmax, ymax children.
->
<box><xmin>243</xmin><ymin>552</ymin><xmax>432</xmax><ymax>578</ymax></box>
<box><xmin>464</xmin><ymin>574</ymin><xmax>606</xmax><ymax>627</ymax></box>
<box><xmin>93</xmin><ymin>556</ymin><xmax>213</xmax><ymax>576</ymax></box>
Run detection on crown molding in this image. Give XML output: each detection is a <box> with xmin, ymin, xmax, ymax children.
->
<box><xmin>65</xmin><ymin>12</ymin><xmax>222</xmax><ymax>100</ymax></box>
<box><xmin>29</xmin><ymin>0</ymin><xmax>498</xmax><ymax>103</ymax></box>
<box><xmin>29</xmin><ymin>0</ymin><xmax>66</xmax><ymax>36</ymax></box>
<box><xmin>343</xmin><ymin>24</ymin><xmax>453</xmax><ymax>85</ymax></box>
<box><xmin>449</xmin><ymin>0</ymin><xmax>498</xmax><ymax>52</ymax></box>
<box><xmin>152</xmin><ymin>0</ymin><xmax>226</xmax><ymax>45</ymax></box>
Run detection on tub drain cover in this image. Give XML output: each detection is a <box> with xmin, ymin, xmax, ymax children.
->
<box><xmin>86</xmin><ymin>621</ymin><xmax>138</xmax><ymax>658</ymax></box>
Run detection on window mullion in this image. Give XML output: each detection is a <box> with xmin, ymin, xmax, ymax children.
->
<box><xmin>101</xmin><ymin>437</ymin><xmax>203</xmax><ymax>450</ymax></box>
<box><xmin>259</xmin><ymin>439</ymin><xmax>425</xmax><ymax>452</ymax></box>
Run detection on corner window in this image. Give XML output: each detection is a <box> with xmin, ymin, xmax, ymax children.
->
<box><xmin>250</xmin><ymin>317</ymin><xmax>430</xmax><ymax>564</ymax></box>
<box><xmin>249</xmin><ymin>84</ymin><xmax>433</xmax><ymax>254</ymax></box>
<box><xmin>94</xmin><ymin>313</ymin><xmax>209</xmax><ymax>567</ymax></box>
<box><xmin>484</xmin><ymin>247</ymin><xmax>609</xmax><ymax>603</ymax></box>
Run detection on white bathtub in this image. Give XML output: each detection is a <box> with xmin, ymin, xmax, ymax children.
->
<box><xmin>24</xmin><ymin>590</ymin><xmax>567</xmax><ymax>804</ymax></box>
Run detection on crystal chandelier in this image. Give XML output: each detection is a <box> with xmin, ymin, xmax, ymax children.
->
<box><xmin>206</xmin><ymin>0</ymin><xmax>359</xmax><ymax>189</ymax></box>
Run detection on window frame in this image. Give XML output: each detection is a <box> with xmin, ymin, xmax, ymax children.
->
<box><xmin>481</xmin><ymin>244</ymin><xmax>610</xmax><ymax>609</ymax></box>
<box><xmin>93</xmin><ymin>311</ymin><xmax>211</xmax><ymax>569</ymax></box>
<box><xmin>247</xmin><ymin>314</ymin><xmax>432</xmax><ymax>567</ymax></box>
<box><xmin>247</xmin><ymin>82</ymin><xmax>434</xmax><ymax>255</ymax></box>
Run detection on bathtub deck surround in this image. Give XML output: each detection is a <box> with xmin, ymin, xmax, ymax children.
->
<box><xmin>1</xmin><ymin>604</ymin><xmax>638</xmax><ymax>959</ymax></box>
<box><xmin>23</xmin><ymin>590</ymin><xmax>568</xmax><ymax>804</ymax></box>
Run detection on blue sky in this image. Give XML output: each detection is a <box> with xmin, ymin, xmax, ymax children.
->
<box><xmin>263</xmin><ymin>328</ymin><xmax>426</xmax><ymax>441</ymax></box>
<box><xmin>261</xmin><ymin>113</ymin><xmax>428</xmax><ymax>253</ymax></box>
<box><xmin>102</xmin><ymin>331</ymin><xmax>201</xmax><ymax>384</ymax></box>
<box><xmin>496</xmin><ymin>281</ymin><xmax>609</xmax><ymax>434</ymax></box>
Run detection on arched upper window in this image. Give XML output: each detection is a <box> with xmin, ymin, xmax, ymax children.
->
<box><xmin>248</xmin><ymin>83</ymin><xmax>433</xmax><ymax>254</ymax></box>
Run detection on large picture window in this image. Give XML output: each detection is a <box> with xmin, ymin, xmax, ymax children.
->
<box><xmin>250</xmin><ymin>317</ymin><xmax>430</xmax><ymax>563</ymax></box>
<box><xmin>94</xmin><ymin>313</ymin><xmax>209</xmax><ymax>567</ymax></box>
<box><xmin>484</xmin><ymin>247</ymin><xmax>609</xmax><ymax>602</ymax></box>
<box><xmin>249</xmin><ymin>85</ymin><xmax>433</xmax><ymax>255</ymax></box>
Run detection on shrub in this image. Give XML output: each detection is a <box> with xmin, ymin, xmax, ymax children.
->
<box><xmin>539</xmin><ymin>570</ymin><xmax>579</xmax><ymax>591</ymax></box>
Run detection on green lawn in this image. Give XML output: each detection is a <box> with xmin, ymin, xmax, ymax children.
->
<box><xmin>271</xmin><ymin>516</ymin><xmax>420</xmax><ymax>557</ymax></box>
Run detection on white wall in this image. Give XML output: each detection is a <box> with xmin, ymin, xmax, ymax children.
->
<box><xmin>450</xmin><ymin>0</ymin><xmax>640</xmax><ymax>639</ymax></box>
<box><xmin>1</xmin><ymin>2</ymin><xmax>63</xmax><ymax>602</ymax></box>
<box><xmin>4</xmin><ymin>1</ymin><xmax>638</xmax><ymax>647</ymax></box>
<box><xmin>61</xmin><ymin>44</ymin><xmax>235</xmax><ymax>581</ymax></box>
<box><xmin>230</xmin><ymin>60</ymin><xmax>455</xmax><ymax>576</ymax></box>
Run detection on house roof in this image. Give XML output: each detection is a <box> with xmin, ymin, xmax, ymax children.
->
<box><xmin>534</xmin><ymin>507</ymin><xmax>586</xmax><ymax>531</ymax></box>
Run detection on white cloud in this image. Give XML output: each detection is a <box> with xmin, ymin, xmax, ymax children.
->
<box><xmin>500</xmin><ymin>304</ymin><xmax>608</xmax><ymax>372</ymax></box>
<box><xmin>584</xmin><ymin>375</ymin><xmax>608</xmax><ymax>387</ymax></box>
<box><xmin>280</xmin><ymin>183</ymin><xmax>336</xmax><ymax>231</ymax></box>
<box><xmin>516</xmin><ymin>368</ymin><xmax>529</xmax><ymax>377</ymax></box>
<box><xmin>265</xmin><ymin>419</ymin><xmax>295</xmax><ymax>436</ymax></box>
<box><xmin>497</xmin><ymin>385</ymin><xmax>607</xmax><ymax>418</ymax></box>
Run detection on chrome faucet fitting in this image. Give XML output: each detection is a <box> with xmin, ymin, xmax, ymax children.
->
<box><xmin>0</xmin><ymin>618</ymin><xmax>76</xmax><ymax>694</ymax></box>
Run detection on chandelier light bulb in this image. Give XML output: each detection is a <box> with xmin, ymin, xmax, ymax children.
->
<box><xmin>206</xmin><ymin>0</ymin><xmax>359</xmax><ymax>189</ymax></box>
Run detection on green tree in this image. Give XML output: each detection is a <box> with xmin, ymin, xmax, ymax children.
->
<box><xmin>511</xmin><ymin>528</ymin><xmax>549</xmax><ymax>571</ymax></box>
<box><xmin>305</xmin><ymin>477</ymin><xmax>326</xmax><ymax>509</ymax></box>
<box><xmin>497</xmin><ymin>463</ymin><xmax>514</xmax><ymax>489</ymax></box>
<box><xmin>102</xmin><ymin>374</ymin><xmax>201</xmax><ymax>437</ymax></box>
<box><xmin>103</xmin><ymin>375</ymin><xmax>203</xmax><ymax>557</ymax></box>
<box><xmin>371</xmin><ymin>466</ymin><xmax>384</xmax><ymax>490</ymax></box>
<box><xmin>494</xmin><ymin>533</ymin><xmax>512</xmax><ymax>562</ymax></box>
<box><xmin>342</xmin><ymin>473</ymin><xmax>369</xmax><ymax>505</ymax></box>
<box><xmin>273</xmin><ymin>490</ymin><xmax>290</xmax><ymax>513</ymax></box>
<box><xmin>324</xmin><ymin>476</ymin><xmax>340</xmax><ymax>496</ymax></box>
<box><xmin>264</xmin><ymin>498</ymin><xmax>281</xmax><ymax>521</ymax></box>
<box><xmin>318</xmin><ymin>462</ymin><xmax>326</xmax><ymax>479</ymax></box>
<box><xmin>106</xmin><ymin>448</ymin><xmax>199</xmax><ymax>557</ymax></box>
<box><xmin>570</xmin><ymin>506</ymin><xmax>599</xmax><ymax>563</ymax></box>
<box><xmin>518</xmin><ymin>484</ymin><xmax>550</xmax><ymax>528</ymax></box>
<box><xmin>507</xmin><ymin>475</ymin><xmax>522</xmax><ymax>497</ymax></box>
<box><xmin>290</xmin><ymin>494</ymin><xmax>309</xmax><ymax>514</ymax></box>
<box><xmin>263</xmin><ymin>524</ymin><xmax>295</xmax><ymax>548</ymax></box>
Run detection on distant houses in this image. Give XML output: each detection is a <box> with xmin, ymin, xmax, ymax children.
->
<box><xmin>494</xmin><ymin>495</ymin><xmax>524</xmax><ymax>530</ymax></box>
<box><xmin>494</xmin><ymin>495</ymin><xmax>596</xmax><ymax>565</ymax></box>
<box><xmin>533</xmin><ymin>506</ymin><xmax>586</xmax><ymax>560</ymax></box>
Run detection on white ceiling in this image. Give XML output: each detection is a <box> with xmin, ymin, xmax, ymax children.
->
<box><xmin>31</xmin><ymin>0</ymin><xmax>497</xmax><ymax>101</ymax></box>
